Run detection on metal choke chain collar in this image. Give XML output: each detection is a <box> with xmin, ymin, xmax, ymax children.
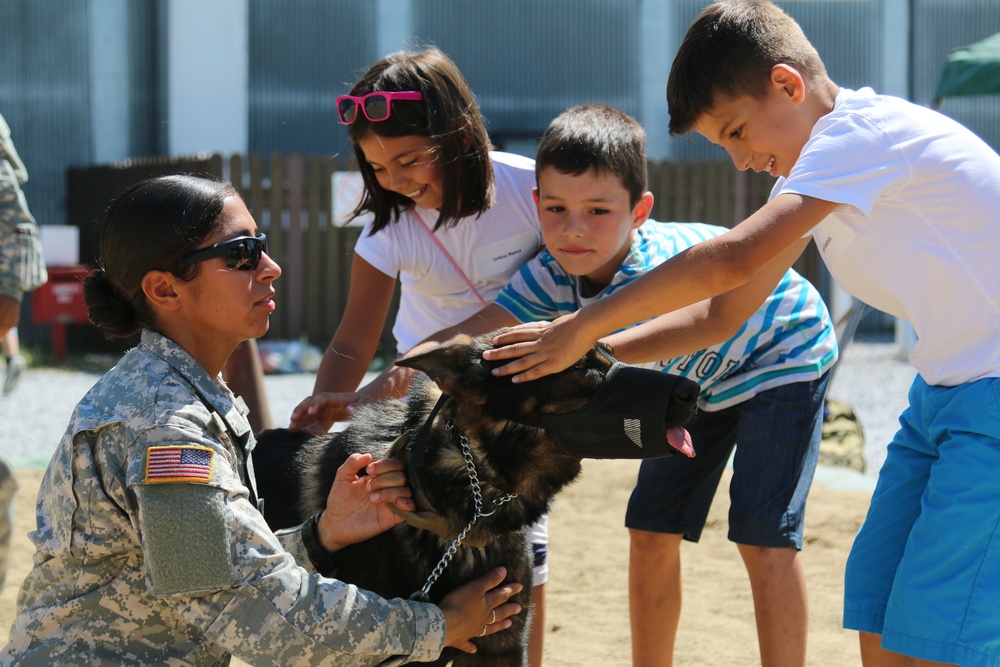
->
<box><xmin>409</xmin><ymin>420</ymin><xmax>517</xmax><ymax>602</ymax></box>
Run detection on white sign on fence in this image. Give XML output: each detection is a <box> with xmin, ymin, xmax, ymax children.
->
<box><xmin>40</xmin><ymin>225</ymin><xmax>80</xmax><ymax>266</ymax></box>
<box><xmin>331</xmin><ymin>172</ymin><xmax>373</xmax><ymax>227</ymax></box>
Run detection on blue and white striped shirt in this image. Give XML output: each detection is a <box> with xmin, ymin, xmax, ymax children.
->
<box><xmin>495</xmin><ymin>221</ymin><xmax>838</xmax><ymax>411</ymax></box>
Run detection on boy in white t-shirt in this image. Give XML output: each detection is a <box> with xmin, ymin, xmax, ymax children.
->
<box><xmin>484</xmin><ymin>3</ymin><xmax>1000</xmax><ymax>666</ymax></box>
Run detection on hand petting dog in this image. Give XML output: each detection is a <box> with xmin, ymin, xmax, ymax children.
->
<box><xmin>317</xmin><ymin>453</ymin><xmax>414</xmax><ymax>552</ymax></box>
<box><xmin>289</xmin><ymin>391</ymin><xmax>371</xmax><ymax>435</ymax></box>
<box><xmin>483</xmin><ymin>314</ymin><xmax>596</xmax><ymax>384</ymax></box>
<box><xmin>439</xmin><ymin>567</ymin><xmax>522</xmax><ymax>653</ymax></box>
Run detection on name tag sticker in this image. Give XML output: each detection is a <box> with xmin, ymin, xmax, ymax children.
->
<box><xmin>473</xmin><ymin>232</ymin><xmax>537</xmax><ymax>278</ymax></box>
<box><xmin>813</xmin><ymin>216</ymin><xmax>856</xmax><ymax>264</ymax></box>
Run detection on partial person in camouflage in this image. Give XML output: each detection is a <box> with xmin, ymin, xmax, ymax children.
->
<box><xmin>0</xmin><ymin>112</ymin><xmax>46</xmax><ymax>597</ymax></box>
<box><xmin>0</xmin><ymin>457</ymin><xmax>14</xmax><ymax>592</ymax></box>
<box><xmin>0</xmin><ymin>175</ymin><xmax>521</xmax><ymax>666</ymax></box>
<box><xmin>0</xmin><ymin>112</ymin><xmax>45</xmax><ymax>333</ymax></box>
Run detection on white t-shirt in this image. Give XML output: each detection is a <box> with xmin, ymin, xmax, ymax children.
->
<box><xmin>777</xmin><ymin>87</ymin><xmax>1000</xmax><ymax>386</ymax></box>
<box><xmin>354</xmin><ymin>151</ymin><xmax>542</xmax><ymax>354</ymax></box>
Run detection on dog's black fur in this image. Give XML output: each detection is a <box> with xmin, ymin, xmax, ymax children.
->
<box><xmin>253</xmin><ymin>330</ymin><xmax>699</xmax><ymax>666</ymax></box>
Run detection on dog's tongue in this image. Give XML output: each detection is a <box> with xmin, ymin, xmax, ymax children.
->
<box><xmin>667</xmin><ymin>426</ymin><xmax>695</xmax><ymax>458</ymax></box>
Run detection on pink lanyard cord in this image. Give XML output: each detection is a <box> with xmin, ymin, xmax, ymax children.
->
<box><xmin>412</xmin><ymin>208</ymin><xmax>487</xmax><ymax>306</ymax></box>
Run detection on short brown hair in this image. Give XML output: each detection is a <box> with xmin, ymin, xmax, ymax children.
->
<box><xmin>667</xmin><ymin>0</ymin><xmax>828</xmax><ymax>135</ymax></box>
<box><xmin>535</xmin><ymin>104</ymin><xmax>648</xmax><ymax>208</ymax></box>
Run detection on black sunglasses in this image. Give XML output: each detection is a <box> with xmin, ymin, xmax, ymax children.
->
<box><xmin>184</xmin><ymin>234</ymin><xmax>268</xmax><ymax>271</ymax></box>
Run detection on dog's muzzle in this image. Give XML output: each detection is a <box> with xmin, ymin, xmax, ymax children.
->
<box><xmin>521</xmin><ymin>362</ymin><xmax>699</xmax><ymax>460</ymax></box>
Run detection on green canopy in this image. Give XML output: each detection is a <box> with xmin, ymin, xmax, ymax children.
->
<box><xmin>933</xmin><ymin>32</ymin><xmax>1000</xmax><ymax>105</ymax></box>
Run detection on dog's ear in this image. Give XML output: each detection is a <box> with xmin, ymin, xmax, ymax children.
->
<box><xmin>396</xmin><ymin>334</ymin><xmax>488</xmax><ymax>404</ymax></box>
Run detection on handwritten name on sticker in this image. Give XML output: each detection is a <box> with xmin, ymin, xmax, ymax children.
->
<box><xmin>473</xmin><ymin>232</ymin><xmax>539</xmax><ymax>278</ymax></box>
<box><xmin>145</xmin><ymin>446</ymin><xmax>214</xmax><ymax>483</ymax></box>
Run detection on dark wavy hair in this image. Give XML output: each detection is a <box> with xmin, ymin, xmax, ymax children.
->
<box><xmin>667</xmin><ymin>0</ymin><xmax>828</xmax><ymax>135</ymax></box>
<box><xmin>345</xmin><ymin>46</ymin><xmax>495</xmax><ymax>234</ymax></box>
<box><xmin>535</xmin><ymin>104</ymin><xmax>648</xmax><ymax>208</ymax></box>
<box><xmin>84</xmin><ymin>175</ymin><xmax>236</xmax><ymax>339</ymax></box>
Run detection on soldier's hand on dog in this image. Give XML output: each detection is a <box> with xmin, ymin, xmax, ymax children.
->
<box><xmin>439</xmin><ymin>566</ymin><xmax>523</xmax><ymax>653</ymax></box>
<box><xmin>315</xmin><ymin>453</ymin><xmax>415</xmax><ymax>552</ymax></box>
<box><xmin>289</xmin><ymin>392</ymin><xmax>371</xmax><ymax>435</ymax></box>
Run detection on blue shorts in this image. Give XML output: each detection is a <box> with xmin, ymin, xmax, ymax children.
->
<box><xmin>625</xmin><ymin>372</ymin><xmax>830</xmax><ymax>548</ymax></box>
<box><xmin>844</xmin><ymin>375</ymin><xmax>1000</xmax><ymax>666</ymax></box>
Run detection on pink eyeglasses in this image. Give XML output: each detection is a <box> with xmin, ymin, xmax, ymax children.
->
<box><xmin>336</xmin><ymin>91</ymin><xmax>424</xmax><ymax>124</ymax></box>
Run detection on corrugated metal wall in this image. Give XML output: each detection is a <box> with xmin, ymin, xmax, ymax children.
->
<box><xmin>0</xmin><ymin>0</ymin><xmax>160</xmax><ymax>224</ymax></box>
<box><xmin>247</xmin><ymin>0</ymin><xmax>378</xmax><ymax>159</ymax></box>
<box><xmin>246</xmin><ymin>0</ymin><xmax>643</xmax><ymax>159</ymax></box>
<box><xmin>0</xmin><ymin>0</ymin><xmax>91</xmax><ymax>228</ymax></box>
<box><xmin>413</xmin><ymin>0</ymin><xmax>642</xmax><ymax>154</ymax></box>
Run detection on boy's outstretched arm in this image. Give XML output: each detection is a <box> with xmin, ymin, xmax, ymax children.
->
<box><xmin>604</xmin><ymin>237</ymin><xmax>809</xmax><ymax>363</ymax></box>
<box><xmin>484</xmin><ymin>194</ymin><xmax>836</xmax><ymax>381</ymax></box>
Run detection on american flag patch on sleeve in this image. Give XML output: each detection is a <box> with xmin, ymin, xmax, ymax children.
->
<box><xmin>145</xmin><ymin>446</ymin><xmax>214</xmax><ymax>483</ymax></box>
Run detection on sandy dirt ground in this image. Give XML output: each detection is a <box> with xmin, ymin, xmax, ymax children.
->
<box><xmin>2</xmin><ymin>458</ymin><xmax>870</xmax><ymax>666</ymax></box>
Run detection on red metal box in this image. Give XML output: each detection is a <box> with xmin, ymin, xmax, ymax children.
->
<box><xmin>31</xmin><ymin>265</ymin><xmax>92</xmax><ymax>325</ymax></box>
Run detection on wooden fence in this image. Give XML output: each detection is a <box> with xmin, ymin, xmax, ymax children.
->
<box><xmin>62</xmin><ymin>153</ymin><xmax>827</xmax><ymax>357</ymax></box>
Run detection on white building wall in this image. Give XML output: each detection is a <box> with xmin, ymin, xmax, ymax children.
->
<box><xmin>882</xmin><ymin>0</ymin><xmax>911</xmax><ymax>98</ymax></box>
<box><xmin>640</xmin><ymin>1</ymin><xmax>675</xmax><ymax>160</ymax></box>
<box><xmin>88</xmin><ymin>0</ymin><xmax>130</xmax><ymax>163</ymax></box>
<box><xmin>377</xmin><ymin>0</ymin><xmax>414</xmax><ymax>56</ymax></box>
<box><xmin>165</xmin><ymin>0</ymin><xmax>249</xmax><ymax>155</ymax></box>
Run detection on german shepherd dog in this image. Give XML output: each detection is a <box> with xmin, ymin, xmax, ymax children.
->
<box><xmin>253</xmin><ymin>330</ymin><xmax>699</xmax><ymax>666</ymax></box>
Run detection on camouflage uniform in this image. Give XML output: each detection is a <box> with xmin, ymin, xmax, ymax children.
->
<box><xmin>0</xmin><ymin>113</ymin><xmax>46</xmax><ymax>303</ymax></box>
<box><xmin>0</xmin><ymin>330</ymin><xmax>446</xmax><ymax>666</ymax></box>
<box><xmin>0</xmin><ymin>112</ymin><xmax>43</xmax><ymax>598</ymax></box>
<box><xmin>0</xmin><ymin>456</ymin><xmax>14</xmax><ymax>591</ymax></box>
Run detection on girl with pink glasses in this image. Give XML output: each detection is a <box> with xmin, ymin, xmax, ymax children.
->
<box><xmin>290</xmin><ymin>46</ymin><xmax>549</xmax><ymax>666</ymax></box>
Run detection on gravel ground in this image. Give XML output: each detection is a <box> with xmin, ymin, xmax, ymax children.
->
<box><xmin>0</xmin><ymin>336</ymin><xmax>916</xmax><ymax>489</ymax></box>
<box><xmin>0</xmin><ymin>365</ymin><xmax>335</xmax><ymax>469</ymax></box>
<box><xmin>823</xmin><ymin>335</ymin><xmax>916</xmax><ymax>483</ymax></box>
